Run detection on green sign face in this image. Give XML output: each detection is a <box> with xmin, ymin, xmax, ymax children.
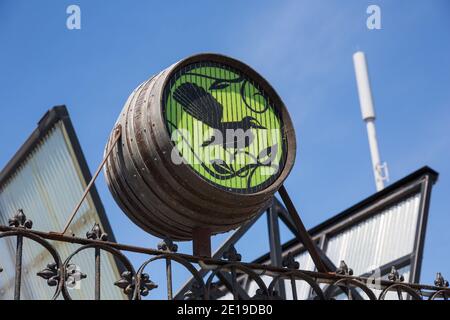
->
<box><xmin>163</xmin><ymin>61</ymin><xmax>287</xmax><ymax>194</ymax></box>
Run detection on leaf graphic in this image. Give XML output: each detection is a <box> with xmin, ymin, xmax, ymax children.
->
<box><xmin>209</xmin><ymin>80</ymin><xmax>230</xmax><ymax>90</ymax></box>
<box><xmin>257</xmin><ymin>144</ymin><xmax>278</xmax><ymax>164</ymax></box>
<box><xmin>234</xmin><ymin>164</ymin><xmax>254</xmax><ymax>177</ymax></box>
<box><xmin>210</xmin><ymin>160</ymin><xmax>233</xmax><ymax>175</ymax></box>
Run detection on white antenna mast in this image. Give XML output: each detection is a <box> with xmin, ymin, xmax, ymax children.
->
<box><xmin>353</xmin><ymin>51</ymin><xmax>389</xmax><ymax>191</ymax></box>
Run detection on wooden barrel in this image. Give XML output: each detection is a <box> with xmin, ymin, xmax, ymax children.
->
<box><xmin>104</xmin><ymin>53</ymin><xmax>296</xmax><ymax>240</ymax></box>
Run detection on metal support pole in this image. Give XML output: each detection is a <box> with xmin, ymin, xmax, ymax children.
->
<box><xmin>230</xmin><ymin>266</ymin><xmax>238</xmax><ymax>300</ymax></box>
<box><xmin>59</xmin><ymin>125</ymin><xmax>122</xmax><ymax>235</ymax></box>
<box><xmin>353</xmin><ymin>51</ymin><xmax>388</xmax><ymax>191</ymax></box>
<box><xmin>366</xmin><ymin>120</ymin><xmax>385</xmax><ymax>191</ymax></box>
<box><xmin>267</xmin><ymin>206</ymin><xmax>286</xmax><ymax>298</ymax></box>
<box><xmin>14</xmin><ymin>235</ymin><xmax>23</xmax><ymax>300</ymax></box>
<box><xmin>276</xmin><ymin>198</ymin><xmax>338</xmax><ymax>272</ymax></box>
<box><xmin>166</xmin><ymin>259</ymin><xmax>173</xmax><ymax>300</ymax></box>
<box><xmin>278</xmin><ymin>185</ymin><xmax>329</xmax><ymax>273</ymax></box>
<box><xmin>94</xmin><ymin>247</ymin><xmax>101</xmax><ymax>300</ymax></box>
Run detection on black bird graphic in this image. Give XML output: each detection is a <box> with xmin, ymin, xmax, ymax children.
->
<box><xmin>172</xmin><ymin>83</ymin><xmax>266</xmax><ymax>149</ymax></box>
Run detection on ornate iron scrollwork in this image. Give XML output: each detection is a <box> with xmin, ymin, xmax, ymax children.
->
<box><xmin>0</xmin><ymin>212</ymin><xmax>448</xmax><ymax>301</ymax></box>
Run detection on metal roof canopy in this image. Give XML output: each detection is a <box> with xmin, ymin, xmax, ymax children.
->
<box><xmin>251</xmin><ymin>167</ymin><xmax>437</xmax><ymax>300</ymax></box>
<box><xmin>0</xmin><ymin>105</ymin><xmax>124</xmax><ymax>299</ymax></box>
<box><xmin>176</xmin><ymin>166</ymin><xmax>438</xmax><ymax>299</ymax></box>
<box><xmin>0</xmin><ymin>105</ymin><xmax>116</xmax><ymax>243</ymax></box>
<box><xmin>261</xmin><ymin>166</ymin><xmax>437</xmax><ymax>282</ymax></box>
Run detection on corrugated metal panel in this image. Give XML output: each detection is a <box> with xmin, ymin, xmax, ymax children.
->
<box><xmin>324</xmin><ymin>193</ymin><xmax>420</xmax><ymax>276</ymax></box>
<box><xmin>234</xmin><ymin>193</ymin><xmax>420</xmax><ymax>300</ymax></box>
<box><xmin>0</xmin><ymin>122</ymin><xmax>123</xmax><ymax>300</ymax></box>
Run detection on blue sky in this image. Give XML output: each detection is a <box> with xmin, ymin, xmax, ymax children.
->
<box><xmin>1</xmin><ymin>0</ymin><xmax>449</xmax><ymax>298</ymax></box>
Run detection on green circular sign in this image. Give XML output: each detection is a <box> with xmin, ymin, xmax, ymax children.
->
<box><xmin>163</xmin><ymin>61</ymin><xmax>287</xmax><ymax>194</ymax></box>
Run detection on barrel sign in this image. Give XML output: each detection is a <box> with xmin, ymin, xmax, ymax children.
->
<box><xmin>105</xmin><ymin>54</ymin><xmax>296</xmax><ymax>240</ymax></box>
<box><xmin>164</xmin><ymin>61</ymin><xmax>287</xmax><ymax>194</ymax></box>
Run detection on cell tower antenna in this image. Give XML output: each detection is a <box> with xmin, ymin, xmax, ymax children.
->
<box><xmin>353</xmin><ymin>51</ymin><xmax>389</xmax><ymax>191</ymax></box>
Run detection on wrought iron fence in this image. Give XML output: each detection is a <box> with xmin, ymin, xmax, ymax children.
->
<box><xmin>0</xmin><ymin>210</ymin><xmax>449</xmax><ymax>301</ymax></box>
